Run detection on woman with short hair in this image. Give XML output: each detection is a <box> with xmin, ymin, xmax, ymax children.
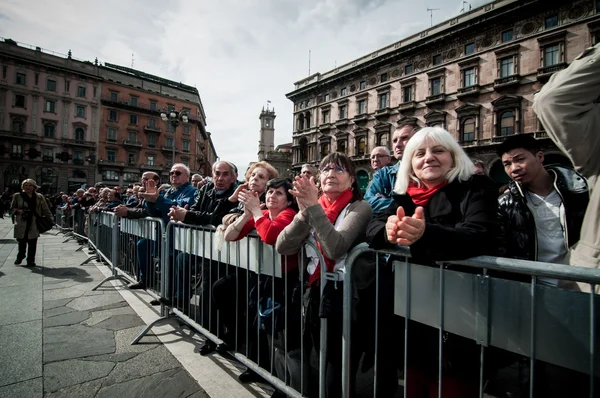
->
<box><xmin>11</xmin><ymin>179</ymin><xmax>54</xmax><ymax>267</ymax></box>
<box><xmin>276</xmin><ymin>152</ymin><xmax>372</xmax><ymax>397</ymax></box>
<box><xmin>366</xmin><ymin>126</ymin><xmax>498</xmax><ymax>398</ymax></box>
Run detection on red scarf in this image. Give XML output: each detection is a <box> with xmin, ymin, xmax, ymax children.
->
<box><xmin>309</xmin><ymin>189</ymin><xmax>353</xmax><ymax>286</ymax></box>
<box><xmin>406</xmin><ymin>181</ymin><xmax>448</xmax><ymax>206</ymax></box>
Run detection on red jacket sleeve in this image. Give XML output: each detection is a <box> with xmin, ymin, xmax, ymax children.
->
<box><xmin>255</xmin><ymin>208</ymin><xmax>297</xmax><ymax>245</ymax></box>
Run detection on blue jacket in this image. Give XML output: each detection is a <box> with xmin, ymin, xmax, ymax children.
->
<box><xmin>145</xmin><ymin>182</ymin><xmax>197</xmax><ymax>224</ymax></box>
<box><xmin>364</xmin><ymin>162</ymin><xmax>399</xmax><ymax>216</ymax></box>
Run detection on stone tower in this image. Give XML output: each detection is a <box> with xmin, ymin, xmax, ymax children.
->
<box><xmin>258</xmin><ymin>104</ymin><xmax>276</xmax><ymax>161</ymax></box>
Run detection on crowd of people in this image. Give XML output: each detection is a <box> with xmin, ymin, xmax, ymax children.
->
<box><xmin>7</xmin><ymin>43</ymin><xmax>599</xmax><ymax>398</ymax></box>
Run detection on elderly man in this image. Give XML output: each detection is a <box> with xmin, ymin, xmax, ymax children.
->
<box><xmin>128</xmin><ymin>166</ymin><xmax>196</xmax><ymax>291</ymax></box>
<box><xmin>370</xmin><ymin>146</ymin><xmax>392</xmax><ymax>171</ymax></box>
<box><xmin>191</xmin><ymin>173</ymin><xmax>205</xmax><ymax>188</ymax></box>
<box><xmin>364</xmin><ymin>120</ymin><xmax>419</xmax><ymax>215</ymax></box>
<box><xmin>300</xmin><ymin>164</ymin><xmax>317</xmax><ymax>180</ymax></box>
<box><xmin>165</xmin><ymin>161</ymin><xmax>239</xmax><ymax>353</ymax></box>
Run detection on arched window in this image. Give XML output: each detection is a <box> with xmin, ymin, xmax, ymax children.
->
<box><xmin>338</xmin><ymin>139</ymin><xmax>347</xmax><ymax>154</ymax></box>
<box><xmin>72</xmin><ymin>169</ymin><xmax>87</xmax><ymax>179</ymax></box>
<box><xmin>305</xmin><ymin>112</ymin><xmax>311</xmax><ymax>129</ymax></box>
<box><xmin>75</xmin><ymin>128</ymin><xmax>85</xmax><ymax>141</ymax></box>
<box><xmin>462</xmin><ymin>118</ymin><xmax>475</xmax><ymax>142</ymax></box>
<box><xmin>356</xmin><ymin>137</ymin><xmax>366</xmax><ymax>156</ymax></box>
<box><xmin>299</xmin><ymin>137</ymin><xmax>308</xmax><ymax>162</ymax></box>
<box><xmin>499</xmin><ymin>111</ymin><xmax>515</xmax><ymax>136</ymax></box>
<box><xmin>297</xmin><ymin>114</ymin><xmax>305</xmax><ymax>131</ymax></box>
<box><xmin>11</xmin><ymin>118</ymin><xmax>25</xmax><ymax>133</ymax></box>
<box><xmin>320</xmin><ymin>142</ymin><xmax>330</xmax><ymax>158</ymax></box>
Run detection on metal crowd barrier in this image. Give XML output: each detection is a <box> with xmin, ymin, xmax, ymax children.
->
<box><xmin>132</xmin><ymin>221</ymin><xmax>330</xmax><ymax>398</ymax></box>
<box><xmin>342</xmin><ymin>244</ymin><xmax>600</xmax><ymax>398</ymax></box>
<box><xmin>54</xmin><ymin>208</ymin><xmax>72</xmax><ymax>231</ymax></box>
<box><xmin>71</xmin><ymin>207</ymin><xmax>88</xmax><ymax>244</ymax></box>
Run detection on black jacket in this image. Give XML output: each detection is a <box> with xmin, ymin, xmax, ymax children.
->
<box><xmin>497</xmin><ymin>165</ymin><xmax>589</xmax><ymax>261</ymax></box>
<box><xmin>366</xmin><ymin>174</ymin><xmax>498</xmax><ymax>264</ymax></box>
<box><xmin>183</xmin><ymin>182</ymin><xmax>238</xmax><ymax>227</ymax></box>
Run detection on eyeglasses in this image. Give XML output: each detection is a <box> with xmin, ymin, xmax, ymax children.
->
<box><xmin>169</xmin><ymin>171</ymin><xmax>182</xmax><ymax>176</ymax></box>
<box><xmin>320</xmin><ymin>165</ymin><xmax>347</xmax><ymax>174</ymax></box>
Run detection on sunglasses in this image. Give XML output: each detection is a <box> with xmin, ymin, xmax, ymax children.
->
<box><xmin>169</xmin><ymin>171</ymin><xmax>182</xmax><ymax>176</ymax></box>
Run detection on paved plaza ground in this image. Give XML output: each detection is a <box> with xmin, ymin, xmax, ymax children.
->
<box><xmin>0</xmin><ymin>218</ymin><xmax>274</xmax><ymax>398</ymax></box>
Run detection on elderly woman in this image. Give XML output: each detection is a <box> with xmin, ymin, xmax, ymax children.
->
<box><xmin>276</xmin><ymin>152</ymin><xmax>372</xmax><ymax>397</ymax></box>
<box><xmin>366</xmin><ymin>127</ymin><xmax>498</xmax><ymax>398</ymax></box>
<box><xmin>11</xmin><ymin>179</ymin><xmax>53</xmax><ymax>267</ymax></box>
<box><xmin>222</xmin><ymin>161</ymin><xmax>279</xmax><ymax>226</ymax></box>
<box><xmin>209</xmin><ymin>178</ymin><xmax>299</xmax><ymax>385</ymax></box>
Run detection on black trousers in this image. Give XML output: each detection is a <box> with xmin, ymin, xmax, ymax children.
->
<box><xmin>17</xmin><ymin>238</ymin><xmax>38</xmax><ymax>264</ymax></box>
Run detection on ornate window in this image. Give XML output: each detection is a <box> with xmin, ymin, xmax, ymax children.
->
<box><xmin>299</xmin><ymin>137</ymin><xmax>308</xmax><ymax>162</ymax></box>
<box><xmin>355</xmin><ymin>136</ymin><xmax>366</xmax><ymax>156</ymax></box>
<box><xmin>11</xmin><ymin>118</ymin><xmax>25</xmax><ymax>133</ymax></box>
<box><xmin>75</xmin><ymin>128</ymin><xmax>85</xmax><ymax>142</ymax></box>
<box><xmin>337</xmin><ymin>139</ymin><xmax>347</xmax><ymax>154</ymax></box>
<box><xmin>320</xmin><ymin>142</ymin><xmax>330</xmax><ymax>158</ymax></box>
<box><xmin>499</xmin><ymin>111</ymin><xmax>515</xmax><ymax>136</ymax></box>
<box><xmin>297</xmin><ymin>114</ymin><xmax>305</xmax><ymax>130</ymax></box>
<box><xmin>456</xmin><ymin>103</ymin><xmax>481</xmax><ymax>144</ymax></box>
<box><xmin>492</xmin><ymin>95</ymin><xmax>521</xmax><ymax>138</ymax></box>
<box><xmin>462</xmin><ymin>118</ymin><xmax>476</xmax><ymax>142</ymax></box>
<box><xmin>537</xmin><ymin>31</ymin><xmax>567</xmax><ymax>79</ymax></box>
<box><xmin>102</xmin><ymin>170</ymin><xmax>119</xmax><ymax>181</ymax></box>
<box><xmin>424</xmin><ymin>110</ymin><xmax>447</xmax><ymax>129</ymax></box>
<box><xmin>44</xmin><ymin>123</ymin><xmax>55</xmax><ymax>138</ymax></box>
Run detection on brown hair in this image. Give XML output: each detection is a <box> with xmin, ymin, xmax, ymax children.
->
<box><xmin>319</xmin><ymin>152</ymin><xmax>363</xmax><ymax>201</ymax></box>
<box><xmin>245</xmin><ymin>161</ymin><xmax>279</xmax><ymax>181</ymax></box>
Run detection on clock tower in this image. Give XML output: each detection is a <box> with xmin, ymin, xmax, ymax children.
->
<box><xmin>258</xmin><ymin>103</ymin><xmax>276</xmax><ymax>161</ymax></box>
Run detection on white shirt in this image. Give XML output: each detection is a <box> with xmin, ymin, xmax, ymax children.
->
<box><xmin>526</xmin><ymin>189</ymin><xmax>566</xmax><ymax>286</ymax></box>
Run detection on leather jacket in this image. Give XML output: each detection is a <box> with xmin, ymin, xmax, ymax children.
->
<box><xmin>497</xmin><ymin>165</ymin><xmax>589</xmax><ymax>261</ymax></box>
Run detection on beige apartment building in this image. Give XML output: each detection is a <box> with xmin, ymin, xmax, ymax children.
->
<box><xmin>286</xmin><ymin>0</ymin><xmax>600</xmax><ymax>188</ymax></box>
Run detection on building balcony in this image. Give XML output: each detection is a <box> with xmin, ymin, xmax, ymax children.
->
<box><xmin>42</xmin><ymin>155</ymin><xmax>54</xmax><ymax>162</ymax></box>
<box><xmin>459</xmin><ymin>139</ymin><xmax>478</xmax><ymax>148</ymax></box>
<box><xmin>425</xmin><ymin>93</ymin><xmax>446</xmax><ymax>106</ymax></box>
<box><xmin>375</xmin><ymin>107</ymin><xmax>392</xmax><ymax>118</ymax></box>
<box><xmin>0</xmin><ymin>130</ymin><xmax>38</xmax><ymax>142</ymax></box>
<box><xmin>353</xmin><ymin>114</ymin><xmax>369</xmax><ymax>123</ymax></box>
<box><xmin>73</xmin><ymin>159</ymin><xmax>84</xmax><ymax>166</ymax></box>
<box><xmin>61</xmin><ymin>138</ymin><xmax>96</xmax><ymax>149</ymax></box>
<box><xmin>139</xmin><ymin>163</ymin><xmax>163</xmax><ymax>171</ymax></box>
<box><xmin>350</xmin><ymin>154</ymin><xmax>369</xmax><ymax>162</ymax></box>
<box><xmin>10</xmin><ymin>153</ymin><xmax>24</xmax><ymax>160</ymax></box>
<box><xmin>98</xmin><ymin>159</ymin><xmax>126</xmax><ymax>168</ymax></box>
<box><xmin>456</xmin><ymin>85</ymin><xmax>481</xmax><ymax>99</ymax></box>
<box><xmin>319</xmin><ymin>122</ymin><xmax>333</xmax><ymax>132</ymax></box>
<box><xmin>494</xmin><ymin>75</ymin><xmax>521</xmax><ymax>90</ymax></box>
<box><xmin>123</xmin><ymin>140</ymin><xmax>143</xmax><ymax>148</ymax></box>
<box><xmin>537</xmin><ymin>63</ymin><xmax>567</xmax><ymax>82</ymax></box>
<box><xmin>144</xmin><ymin>125</ymin><xmax>162</xmax><ymax>134</ymax></box>
<box><xmin>335</xmin><ymin>118</ymin><xmax>350</xmax><ymax>128</ymax></box>
<box><xmin>398</xmin><ymin>101</ymin><xmax>417</xmax><ymax>112</ymax></box>
<box><xmin>161</xmin><ymin>146</ymin><xmax>178</xmax><ymax>153</ymax></box>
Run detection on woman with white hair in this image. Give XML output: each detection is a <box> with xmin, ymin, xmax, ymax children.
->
<box><xmin>366</xmin><ymin>127</ymin><xmax>498</xmax><ymax>397</ymax></box>
<box><xmin>11</xmin><ymin>179</ymin><xmax>54</xmax><ymax>267</ymax></box>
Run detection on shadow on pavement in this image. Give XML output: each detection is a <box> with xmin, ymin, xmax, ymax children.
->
<box><xmin>29</xmin><ymin>266</ymin><xmax>94</xmax><ymax>283</ymax></box>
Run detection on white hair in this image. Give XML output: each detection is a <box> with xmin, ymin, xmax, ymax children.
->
<box><xmin>171</xmin><ymin>163</ymin><xmax>190</xmax><ymax>176</ymax></box>
<box><xmin>394</xmin><ymin>127</ymin><xmax>474</xmax><ymax>194</ymax></box>
<box><xmin>371</xmin><ymin>146</ymin><xmax>391</xmax><ymax>155</ymax></box>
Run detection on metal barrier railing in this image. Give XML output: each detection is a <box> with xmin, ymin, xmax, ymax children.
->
<box><xmin>55</xmin><ymin>208</ymin><xmax>72</xmax><ymax>231</ymax></box>
<box><xmin>131</xmin><ymin>221</ymin><xmax>330</xmax><ymax>398</ymax></box>
<box><xmin>342</xmin><ymin>244</ymin><xmax>600</xmax><ymax>398</ymax></box>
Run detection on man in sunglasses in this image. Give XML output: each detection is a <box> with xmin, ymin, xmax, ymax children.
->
<box><xmin>114</xmin><ymin>172</ymin><xmax>160</xmax><ymax>218</ymax></box>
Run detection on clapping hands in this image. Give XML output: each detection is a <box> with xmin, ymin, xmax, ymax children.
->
<box><xmin>385</xmin><ymin>206</ymin><xmax>426</xmax><ymax>246</ymax></box>
<box><xmin>289</xmin><ymin>175</ymin><xmax>319</xmax><ymax>211</ymax></box>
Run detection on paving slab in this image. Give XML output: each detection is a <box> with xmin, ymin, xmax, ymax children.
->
<box><xmin>43</xmin><ymin>298</ymin><xmax>73</xmax><ymax>310</ymax></box>
<box><xmin>43</xmin><ymin>310</ymin><xmax>90</xmax><ymax>327</ymax></box>
<box><xmin>44</xmin><ymin>324</ymin><xmax>115</xmax><ymax>363</ymax></box>
<box><xmin>0</xmin><ymin>284</ymin><xmax>42</xmax><ymax>326</ymax></box>
<box><xmin>44</xmin><ymin>379</ymin><xmax>104</xmax><ymax>398</ymax></box>
<box><xmin>66</xmin><ymin>293</ymin><xmax>125</xmax><ymax>311</ymax></box>
<box><xmin>44</xmin><ymin>359</ymin><xmax>115</xmax><ymax>392</ymax></box>
<box><xmin>83</xmin><ymin>306</ymin><xmax>136</xmax><ymax>326</ymax></box>
<box><xmin>103</xmin><ymin>345</ymin><xmax>181</xmax><ymax>386</ymax></box>
<box><xmin>80</xmin><ymin>352</ymin><xmax>140</xmax><ymax>363</ymax></box>
<box><xmin>96</xmin><ymin>368</ymin><xmax>201</xmax><ymax>398</ymax></box>
<box><xmin>114</xmin><ymin>326</ymin><xmax>159</xmax><ymax>354</ymax></box>
<box><xmin>43</xmin><ymin>306</ymin><xmax>75</xmax><ymax>318</ymax></box>
<box><xmin>94</xmin><ymin>314</ymin><xmax>145</xmax><ymax>331</ymax></box>
<box><xmin>0</xmin><ymin>377</ymin><xmax>43</xmax><ymax>398</ymax></box>
<box><xmin>0</xmin><ymin>320</ymin><xmax>42</xmax><ymax>387</ymax></box>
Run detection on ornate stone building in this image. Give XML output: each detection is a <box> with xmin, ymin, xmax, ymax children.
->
<box><xmin>286</xmin><ymin>0</ymin><xmax>600</xmax><ymax>184</ymax></box>
<box><xmin>257</xmin><ymin>106</ymin><xmax>293</xmax><ymax>179</ymax></box>
<box><xmin>98</xmin><ymin>63</ymin><xmax>213</xmax><ymax>186</ymax></box>
<box><xmin>0</xmin><ymin>38</ymin><xmax>218</xmax><ymax>193</ymax></box>
<box><xmin>0</xmin><ymin>39</ymin><xmax>102</xmax><ymax>194</ymax></box>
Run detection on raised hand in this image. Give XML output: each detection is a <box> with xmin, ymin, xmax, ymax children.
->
<box><xmin>239</xmin><ymin>189</ymin><xmax>262</xmax><ymax>218</ymax></box>
<box><xmin>289</xmin><ymin>175</ymin><xmax>319</xmax><ymax>209</ymax></box>
<box><xmin>139</xmin><ymin>180</ymin><xmax>160</xmax><ymax>203</ymax></box>
<box><xmin>386</xmin><ymin>206</ymin><xmax>426</xmax><ymax>246</ymax></box>
<box><xmin>229</xmin><ymin>183</ymin><xmax>249</xmax><ymax>203</ymax></box>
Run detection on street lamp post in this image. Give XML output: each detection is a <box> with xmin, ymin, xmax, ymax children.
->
<box><xmin>160</xmin><ymin>109</ymin><xmax>189</xmax><ymax>166</ymax></box>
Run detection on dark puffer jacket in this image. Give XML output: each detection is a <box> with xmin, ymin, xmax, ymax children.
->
<box><xmin>497</xmin><ymin>165</ymin><xmax>589</xmax><ymax>261</ymax></box>
<box><xmin>183</xmin><ymin>181</ymin><xmax>238</xmax><ymax>227</ymax></box>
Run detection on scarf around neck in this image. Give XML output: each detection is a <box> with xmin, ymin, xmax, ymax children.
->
<box><xmin>309</xmin><ymin>188</ymin><xmax>353</xmax><ymax>286</ymax></box>
<box><xmin>406</xmin><ymin>181</ymin><xmax>448</xmax><ymax>206</ymax></box>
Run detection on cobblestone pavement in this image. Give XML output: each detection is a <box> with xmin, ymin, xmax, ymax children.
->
<box><xmin>0</xmin><ymin>218</ymin><xmax>255</xmax><ymax>398</ymax></box>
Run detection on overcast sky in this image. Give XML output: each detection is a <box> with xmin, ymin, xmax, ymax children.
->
<box><xmin>0</xmin><ymin>0</ymin><xmax>490</xmax><ymax>173</ymax></box>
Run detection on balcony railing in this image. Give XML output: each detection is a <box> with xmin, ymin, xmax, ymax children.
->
<box><xmin>144</xmin><ymin>125</ymin><xmax>162</xmax><ymax>133</ymax></box>
<box><xmin>494</xmin><ymin>74</ymin><xmax>521</xmax><ymax>90</ymax></box>
<box><xmin>139</xmin><ymin>163</ymin><xmax>163</xmax><ymax>171</ymax></box>
<box><xmin>537</xmin><ymin>63</ymin><xmax>567</xmax><ymax>81</ymax></box>
<box><xmin>62</xmin><ymin>138</ymin><xmax>95</xmax><ymax>148</ymax></box>
<box><xmin>398</xmin><ymin>101</ymin><xmax>417</xmax><ymax>111</ymax></box>
<box><xmin>42</xmin><ymin>155</ymin><xmax>54</xmax><ymax>162</ymax></box>
<box><xmin>0</xmin><ymin>130</ymin><xmax>38</xmax><ymax>141</ymax></box>
<box><xmin>456</xmin><ymin>85</ymin><xmax>480</xmax><ymax>99</ymax></box>
<box><xmin>98</xmin><ymin>159</ymin><xmax>126</xmax><ymax>167</ymax></box>
<box><xmin>10</xmin><ymin>153</ymin><xmax>24</xmax><ymax>159</ymax></box>
<box><xmin>425</xmin><ymin>93</ymin><xmax>446</xmax><ymax>105</ymax></box>
<box><xmin>123</xmin><ymin>140</ymin><xmax>143</xmax><ymax>148</ymax></box>
<box><xmin>375</xmin><ymin>107</ymin><xmax>391</xmax><ymax>117</ymax></box>
<box><xmin>161</xmin><ymin>146</ymin><xmax>178</xmax><ymax>152</ymax></box>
